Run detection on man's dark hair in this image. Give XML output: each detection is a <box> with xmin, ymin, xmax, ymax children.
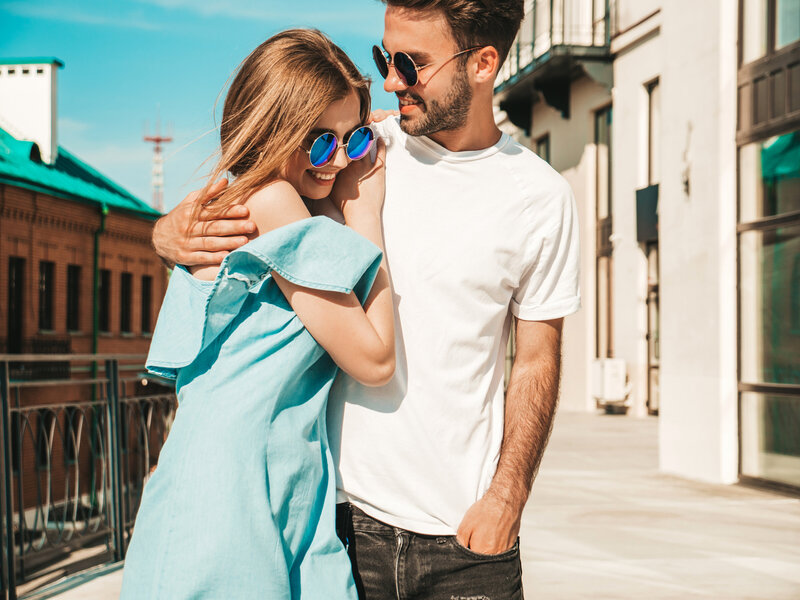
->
<box><xmin>383</xmin><ymin>0</ymin><xmax>524</xmax><ymax>67</ymax></box>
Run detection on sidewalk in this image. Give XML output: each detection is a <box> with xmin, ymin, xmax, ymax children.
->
<box><xmin>521</xmin><ymin>411</ymin><xmax>800</xmax><ymax>599</ymax></box>
<box><xmin>51</xmin><ymin>411</ymin><xmax>800</xmax><ymax>599</ymax></box>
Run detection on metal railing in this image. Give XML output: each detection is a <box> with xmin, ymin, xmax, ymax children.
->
<box><xmin>0</xmin><ymin>354</ymin><xmax>177</xmax><ymax>600</ymax></box>
<box><xmin>497</xmin><ymin>0</ymin><xmax>612</xmax><ymax>87</ymax></box>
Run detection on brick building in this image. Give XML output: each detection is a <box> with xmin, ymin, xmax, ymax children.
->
<box><xmin>0</xmin><ymin>58</ymin><xmax>166</xmax><ymax>362</ymax></box>
<box><xmin>0</xmin><ymin>58</ymin><xmax>170</xmax><ymax>550</ymax></box>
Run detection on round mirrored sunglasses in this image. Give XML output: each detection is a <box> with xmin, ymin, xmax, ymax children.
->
<box><xmin>306</xmin><ymin>126</ymin><xmax>375</xmax><ymax>168</ymax></box>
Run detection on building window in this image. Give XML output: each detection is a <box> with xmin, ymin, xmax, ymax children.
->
<box><xmin>67</xmin><ymin>265</ymin><xmax>81</xmax><ymax>332</ymax></box>
<box><xmin>738</xmin><ymin>125</ymin><xmax>800</xmax><ymax>489</ymax></box>
<box><xmin>741</xmin><ymin>0</ymin><xmax>800</xmax><ymax>65</ymax></box>
<box><xmin>141</xmin><ymin>275</ymin><xmax>153</xmax><ymax>334</ymax></box>
<box><xmin>647</xmin><ymin>79</ymin><xmax>661</xmax><ymax>186</ymax></box>
<box><xmin>776</xmin><ymin>0</ymin><xmax>800</xmax><ymax>49</ymax></box>
<box><xmin>39</xmin><ymin>261</ymin><xmax>55</xmax><ymax>331</ymax></box>
<box><xmin>595</xmin><ymin>106</ymin><xmax>613</xmax><ymax>359</ymax></box>
<box><xmin>120</xmin><ymin>272</ymin><xmax>132</xmax><ymax>333</ymax></box>
<box><xmin>7</xmin><ymin>257</ymin><xmax>25</xmax><ymax>353</ymax></box>
<box><xmin>536</xmin><ymin>134</ymin><xmax>551</xmax><ymax>163</ymax></box>
<box><xmin>99</xmin><ymin>269</ymin><xmax>111</xmax><ymax>333</ymax></box>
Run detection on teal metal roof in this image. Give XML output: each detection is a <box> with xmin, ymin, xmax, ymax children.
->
<box><xmin>0</xmin><ymin>126</ymin><xmax>159</xmax><ymax>219</ymax></box>
<box><xmin>0</xmin><ymin>57</ymin><xmax>64</xmax><ymax>67</ymax></box>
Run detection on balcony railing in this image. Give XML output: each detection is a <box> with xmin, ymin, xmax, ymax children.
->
<box><xmin>496</xmin><ymin>0</ymin><xmax>612</xmax><ymax>90</ymax></box>
<box><xmin>0</xmin><ymin>354</ymin><xmax>177</xmax><ymax>600</ymax></box>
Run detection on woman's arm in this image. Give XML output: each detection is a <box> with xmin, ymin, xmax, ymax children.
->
<box><xmin>241</xmin><ymin>145</ymin><xmax>394</xmax><ymax>387</ymax></box>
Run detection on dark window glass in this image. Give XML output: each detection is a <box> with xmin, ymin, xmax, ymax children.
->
<box><xmin>739</xmin><ymin>129</ymin><xmax>800</xmax><ymax>221</ymax></box>
<box><xmin>740</xmin><ymin>223</ymin><xmax>800</xmax><ymax>385</ymax></box>
<box><xmin>741</xmin><ymin>392</ymin><xmax>800</xmax><ymax>487</ymax></box>
<box><xmin>38</xmin><ymin>261</ymin><xmax>54</xmax><ymax>331</ymax></box>
<box><xmin>7</xmin><ymin>257</ymin><xmax>25</xmax><ymax>353</ymax></box>
<box><xmin>595</xmin><ymin>106</ymin><xmax>613</xmax><ymax>359</ymax></box>
<box><xmin>647</xmin><ymin>80</ymin><xmax>661</xmax><ymax>185</ymax></box>
<box><xmin>536</xmin><ymin>134</ymin><xmax>550</xmax><ymax>164</ymax></box>
<box><xmin>595</xmin><ymin>107</ymin><xmax>612</xmax><ymax>219</ymax></box>
<box><xmin>99</xmin><ymin>269</ymin><xmax>111</xmax><ymax>332</ymax></box>
<box><xmin>120</xmin><ymin>272</ymin><xmax>132</xmax><ymax>333</ymax></box>
<box><xmin>141</xmin><ymin>275</ymin><xmax>153</xmax><ymax>333</ymax></box>
<box><xmin>67</xmin><ymin>265</ymin><xmax>81</xmax><ymax>331</ymax></box>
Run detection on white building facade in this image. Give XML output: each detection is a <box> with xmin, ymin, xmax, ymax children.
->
<box><xmin>495</xmin><ymin>0</ymin><xmax>800</xmax><ymax>491</ymax></box>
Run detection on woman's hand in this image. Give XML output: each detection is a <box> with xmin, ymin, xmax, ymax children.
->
<box><xmin>368</xmin><ymin>109</ymin><xmax>400</xmax><ymax>124</ymax></box>
<box><xmin>329</xmin><ymin>137</ymin><xmax>386</xmax><ymax>223</ymax></box>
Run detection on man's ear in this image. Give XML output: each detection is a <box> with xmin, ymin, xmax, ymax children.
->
<box><xmin>473</xmin><ymin>46</ymin><xmax>500</xmax><ymax>84</ymax></box>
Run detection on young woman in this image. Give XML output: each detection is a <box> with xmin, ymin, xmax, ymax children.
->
<box><xmin>120</xmin><ymin>29</ymin><xmax>394</xmax><ymax>599</ymax></box>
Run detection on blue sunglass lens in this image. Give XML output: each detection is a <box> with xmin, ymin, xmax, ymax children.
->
<box><xmin>346</xmin><ymin>127</ymin><xmax>374</xmax><ymax>160</ymax></box>
<box><xmin>309</xmin><ymin>133</ymin><xmax>337</xmax><ymax>167</ymax></box>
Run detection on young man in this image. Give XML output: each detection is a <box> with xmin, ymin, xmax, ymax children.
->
<box><xmin>153</xmin><ymin>1</ymin><xmax>580</xmax><ymax>598</ymax></box>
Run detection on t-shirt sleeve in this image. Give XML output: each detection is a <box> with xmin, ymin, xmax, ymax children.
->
<box><xmin>510</xmin><ymin>182</ymin><xmax>581</xmax><ymax>321</ymax></box>
<box><xmin>145</xmin><ymin>216</ymin><xmax>382</xmax><ymax>379</ymax></box>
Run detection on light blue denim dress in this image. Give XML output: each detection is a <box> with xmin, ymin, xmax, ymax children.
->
<box><xmin>120</xmin><ymin>217</ymin><xmax>381</xmax><ymax>599</ymax></box>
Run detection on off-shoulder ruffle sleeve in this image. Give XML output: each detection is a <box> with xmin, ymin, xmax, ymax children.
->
<box><xmin>146</xmin><ymin>216</ymin><xmax>382</xmax><ymax>379</ymax></box>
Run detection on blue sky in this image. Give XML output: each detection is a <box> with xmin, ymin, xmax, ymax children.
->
<box><xmin>0</xmin><ymin>0</ymin><xmax>396</xmax><ymax>210</ymax></box>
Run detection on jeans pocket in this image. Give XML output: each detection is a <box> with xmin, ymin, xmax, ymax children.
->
<box><xmin>448</xmin><ymin>536</ymin><xmax>520</xmax><ymax>562</ymax></box>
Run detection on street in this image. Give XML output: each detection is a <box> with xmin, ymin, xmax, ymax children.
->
<box><xmin>49</xmin><ymin>411</ymin><xmax>800</xmax><ymax>600</ymax></box>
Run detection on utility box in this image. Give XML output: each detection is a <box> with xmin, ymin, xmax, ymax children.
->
<box><xmin>592</xmin><ymin>358</ymin><xmax>628</xmax><ymax>403</ymax></box>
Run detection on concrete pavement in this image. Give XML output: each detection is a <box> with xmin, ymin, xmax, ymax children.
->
<box><xmin>520</xmin><ymin>412</ymin><xmax>800</xmax><ymax>599</ymax></box>
<box><xmin>48</xmin><ymin>411</ymin><xmax>800</xmax><ymax>599</ymax></box>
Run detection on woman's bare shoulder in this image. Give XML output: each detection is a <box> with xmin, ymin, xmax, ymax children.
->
<box><xmin>244</xmin><ymin>180</ymin><xmax>311</xmax><ymax>234</ymax></box>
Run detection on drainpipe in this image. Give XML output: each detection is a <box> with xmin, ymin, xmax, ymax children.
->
<box><xmin>90</xmin><ymin>204</ymin><xmax>107</xmax><ymax>510</ymax></box>
<box><xmin>92</xmin><ymin>204</ymin><xmax>108</xmax><ymax>357</ymax></box>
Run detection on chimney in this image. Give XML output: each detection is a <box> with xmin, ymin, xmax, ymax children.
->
<box><xmin>0</xmin><ymin>57</ymin><xmax>64</xmax><ymax>164</ymax></box>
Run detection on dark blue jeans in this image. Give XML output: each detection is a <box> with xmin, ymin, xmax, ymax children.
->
<box><xmin>336</xmin><ymin>503</ymin><xmax>524</xmax><ymax>600</ymax></box>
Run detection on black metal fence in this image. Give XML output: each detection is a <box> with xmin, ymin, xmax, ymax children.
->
<box><xmin>0</xmin><ymin>354</ymin><xmax>177</xmax><ymax>600</ymax></box>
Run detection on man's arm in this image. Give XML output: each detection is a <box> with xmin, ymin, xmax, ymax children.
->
<box><xmin>152</xmin><ymin>179</ymin><xmax>256</xmax><ymax>268</ymax></box>
<box><xmin>456</xmin><ymin>317</ymin><xmax>562</xmax><ymax>554</ymax></box>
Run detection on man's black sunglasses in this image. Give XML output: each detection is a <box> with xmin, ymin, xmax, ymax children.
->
<box><xmin>372</xmin><ymin>45</ymin><xmax>482</xmax><ymax>87</ymax></box>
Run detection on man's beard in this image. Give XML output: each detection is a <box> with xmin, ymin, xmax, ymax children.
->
<box><xmin>398</xmin><ymin>67</ymin><xmax>473</xmax><ymax>137</ymax></box>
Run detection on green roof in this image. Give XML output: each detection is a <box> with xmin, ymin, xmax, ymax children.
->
<box><xmin>0</xmin><ymin>126</ymin><xmax>160</xmax><ymax>219</ymax></box>
<box><xmin>0</xmin><ymin>57</ymin><xmax>64</xmax><ymax>67</ymax></box>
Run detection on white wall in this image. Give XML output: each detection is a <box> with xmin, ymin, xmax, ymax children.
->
<box><xmin>0</xmin><ymin>61</ymin><xmax>59</xmax><ymax>164</ymax></box>
<box><xmin>655</xmin><ymin>0</ymin><xmax>739</xmax><ymax>484</ymax></box>
<box><xmin>530</xmin><ymin>76</ymin><xmax>612</xmax><ymax>412</ymax></box>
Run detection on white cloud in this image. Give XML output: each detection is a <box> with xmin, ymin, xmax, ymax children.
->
<box><xmin>59</xmin><ymin>117</ymin><xmax>91</xmax><ymax>135</ymax></box>
<box><xmin>136</xmin><ymin>0</ymin><xmax>381</xmax><ymax>26</ymax></box>
<box><xmin>2</xmin><ymin>2</ymin><xmax>162</xmax><ymax>30</ymax></box>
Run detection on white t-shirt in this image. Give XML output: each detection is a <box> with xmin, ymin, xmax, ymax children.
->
<box><xmin>327</xmin><ymin>117</ymin><xmax>580</xmax><ymax>535</ymax></box>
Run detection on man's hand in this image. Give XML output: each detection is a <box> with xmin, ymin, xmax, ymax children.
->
<box><xmin>456</xmin><ymin>489</ymin><xmax>521</xmax><ymax>554</ymax></box>
<box><xmin>152</xmin><ymin>180</ymin><xmax>256</xmax><ymax>267</ymax></box>
<box><xmin>457</xmin><ymin>318</ymin><xmax>563</xmax><ymax>555</ymax></box>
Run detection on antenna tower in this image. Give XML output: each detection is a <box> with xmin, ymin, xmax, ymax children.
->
<box><xmin>144</xmin><ymin>117</ymin><xmax>173</xmax><ymax>212</ymax></box>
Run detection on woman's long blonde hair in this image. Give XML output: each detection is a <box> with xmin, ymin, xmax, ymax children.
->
<box><xmin>200</xmin><ymin>29</ymin><xmax>371</xmax><ymax>214</ymax></box>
